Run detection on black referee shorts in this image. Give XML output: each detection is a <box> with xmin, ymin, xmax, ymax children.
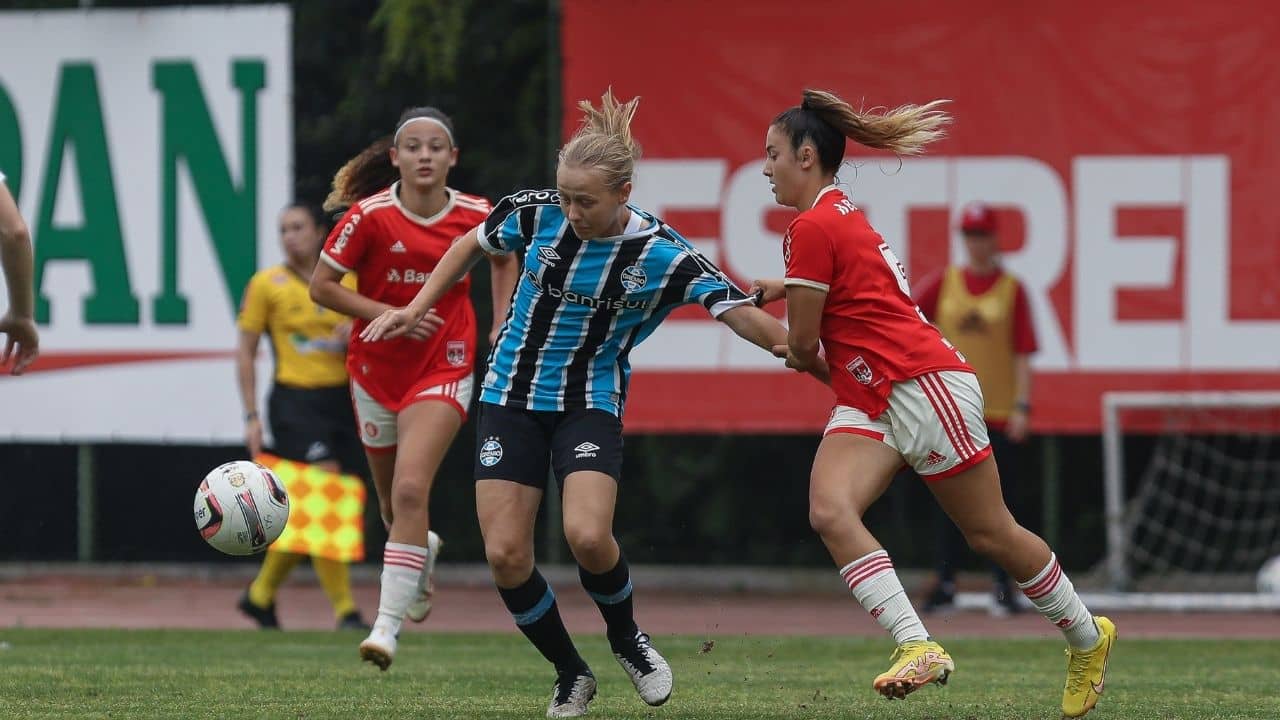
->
<box><xmin>267</xmin><ymin>383</ymin><xmax>364</xmax><ymax>475</ymax></box>
<box><xmin>473</xmin><ymin>401</ymin><xmax>623</xmax><ymax>489</ymax></box>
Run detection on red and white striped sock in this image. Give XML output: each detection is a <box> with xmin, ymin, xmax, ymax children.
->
<box><xmin>840</xmin><ymin>549</ymin><xmax>929</xmax><ymax>644</ymax></box>
<box><xmin>374</xmin><ymin>542</ymin><xmax>429</xmax><ymax>636</ymax></box>
<box><xmin>1017</xmin><ymin>553</ymin><xmax>1099</xmax><ymax>649</ymax></box>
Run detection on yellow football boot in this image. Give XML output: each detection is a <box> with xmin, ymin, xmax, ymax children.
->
<box><xmin>1062</xmin><ymin>616</ymin><xmax>1117</xmax><ymax>717</ymax></box>
<box><xmin>872</xmin><ymin>639</ymin><xmax>954</xmax><ymax>699</ymax></box>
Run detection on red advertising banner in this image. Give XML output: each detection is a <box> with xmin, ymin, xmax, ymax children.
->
<box><xmin>562</xmin><ymin>0</ymin><xmax>1280</xmax><ymax>433</ymax></box>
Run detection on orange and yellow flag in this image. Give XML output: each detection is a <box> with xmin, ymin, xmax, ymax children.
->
<box><xmin>255</xmin><ymin>453</ymin><xmax>366</xmax><ymax>562</ymax></box>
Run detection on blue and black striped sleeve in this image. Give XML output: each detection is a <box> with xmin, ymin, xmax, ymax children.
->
<box><xmin>668</xmin><ymin>248</ymin><xmax>756</xmax><ymax>318</ymax></box>
<box><xmin>478</xmin><ymin>188</ymin><xmax>559</xmax><ymax>255</ymax></box>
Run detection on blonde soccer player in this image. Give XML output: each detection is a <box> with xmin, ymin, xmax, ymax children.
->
<box><xmin>362</xmin><ymin>90</ymin><xmax>826</xmax><ymax>718</ymax></box>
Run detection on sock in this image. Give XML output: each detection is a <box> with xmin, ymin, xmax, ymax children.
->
<box><xmin>373</xmin><ymin>542</ymin><xmax>427</xmax><ymax>636</ymax></box>
<box><xmin>498</xmin><ymin>567</ymin><xmax>587</xmax><ymax>675</ymax></box>
<box><xmin>579</xmin><ymin>553</ymin><xmax>638</xmax><ymax>645</ymax></box>
<box><xmin>840</xmin><ymin>549</ymin><xmax>930</xmax><ymax>644</ymax></box>
<box><xmin>1018</xmin><ymin>553</ymin><xmax>1099</xmax><ymax>649</ymax></box>
<box><xmin>248</xmin><ymin>550</ymin><xmax>304</xmax><ymax>608</ymax></box>
<box><xmin>313</xmin><ymin>557</ymin><xmax>357</xmax><ymax>619</ymax></box>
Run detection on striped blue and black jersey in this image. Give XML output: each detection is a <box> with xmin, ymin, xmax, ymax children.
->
<box><xmin>477</xmin><ymin>188</ymin><xmax>755</xmax><ymax>416</ymax></box>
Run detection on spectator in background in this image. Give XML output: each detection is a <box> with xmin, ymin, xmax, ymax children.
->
<box><xmin>235</xmin><ymin>202</ymin><xmax>369</xmax><ymax>631</ymax></box>
<box><xmin>0</xmin><ymin>170</ymin><xmax>39</xmax><ymax>375</ymax></box>
<box><xmin>913</xmin><ymin>202</ymin><xmax>1038</xmax><ymax>615</ymax></box>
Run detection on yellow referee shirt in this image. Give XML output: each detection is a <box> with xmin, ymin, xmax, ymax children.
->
<box><xmin>237</xmin><ymin>265</ymin><xmax>355</xmax><ymax>388</ymax></box>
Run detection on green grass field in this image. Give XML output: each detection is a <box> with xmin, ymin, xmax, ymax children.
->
<box><xmin>0</xmin><ymin>629</ymin><xmax>1276</xmax><ymax>719</ymax></box>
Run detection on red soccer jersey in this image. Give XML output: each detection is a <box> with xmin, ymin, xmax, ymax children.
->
<box><xmin>784</xmin><ymin>186</ymin><xmax>971</xmax><ymax>418</ymax></box>
<box><xmin>321</xmin><ymin>183</ymin><xmax>491</xmax><ymax>410</ymax></box>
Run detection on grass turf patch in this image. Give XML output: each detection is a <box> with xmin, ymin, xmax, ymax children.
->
<box><xmin>0</xmin><ymin>629</ymin><xmax>1276</xmax><ymax>719</ymax></box>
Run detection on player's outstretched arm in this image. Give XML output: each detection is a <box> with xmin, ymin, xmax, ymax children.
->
<box><xmin>310</xmin><ymin>262</ymin><xmax>442</xmax><ymax>343</ymax></box>
<box><xmin>720</xmin><ymin>305</ymin><xmax>829</xmax><ymax>385</ymax></box>
<box><xmin>362</xmin><ymin>226</ymin><xmax>487</xmax><ymax>342</ymax></box>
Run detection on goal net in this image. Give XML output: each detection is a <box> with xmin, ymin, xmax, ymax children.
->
<box><xmin>1101</xmin><ymin>391</ymin><xmax>1280</xmax><ymax>609</ymax></box>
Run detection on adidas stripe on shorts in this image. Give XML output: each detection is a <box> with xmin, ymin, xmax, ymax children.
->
<box><xmin>824</xmin><ymin>370</ymin><xmax>992</xmax><ymax>479</ymax></box>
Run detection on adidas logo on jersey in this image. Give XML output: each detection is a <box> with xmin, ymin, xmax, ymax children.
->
<box><xmin>386</xmin><ymin>267</ymin><xmax>430</xmax><ymax>284</ymax></box>
<box><xmin>390</xmin><ymin>240</ymin><xmax>408</xmax><ymax>253</ymax></box>
<box><xmin>925</xmin><ymin>450</ymin><xmax>947</xmax><ymax>467</ymax></box>
<box><xmin>573</xmin><ymin>442</ymin><xmax>600</xmax><ymax>459</ymax></box>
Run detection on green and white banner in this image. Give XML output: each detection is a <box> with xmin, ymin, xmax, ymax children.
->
<box><xmin>0</xmin><ymin>6</ymin><xmax>291</xmax><ymax>442</ymax></box>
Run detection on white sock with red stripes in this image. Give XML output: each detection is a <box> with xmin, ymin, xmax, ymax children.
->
<box><xmin>373</xmin><ymin>542</ymin><xmax>429</xmax><ymax>636</ymax></box>
<box><xmin>840</xmin><ymin>549</ymin><xmax>929</xmax><ymax>644</ymax></box>
<box><xmin>1017</xmin><ymin>553</ymin><xmax>1099</xmax><ymax>649</ymax></box>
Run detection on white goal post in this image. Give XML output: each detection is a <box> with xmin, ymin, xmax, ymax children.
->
<box><xmin>1101</xmin><ymin>390</ymin><xmax>1280</xmax><ymax>610</ymax></box>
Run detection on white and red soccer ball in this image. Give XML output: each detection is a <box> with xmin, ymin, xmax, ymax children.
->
<box><xmin>193</xmin><ymin>460</ymin><xmax>290</xmax><ymax>556</ymax></box>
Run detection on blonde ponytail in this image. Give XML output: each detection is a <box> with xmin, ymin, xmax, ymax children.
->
<box><xmin>559</xmin><ymin>88</ymin><xmax>642</xmax><ymax>190</ymax></box>
<box><xmin>801</xmin><ymin>89</ymin><xmax>950</xmax><ymax>156</ymax></box>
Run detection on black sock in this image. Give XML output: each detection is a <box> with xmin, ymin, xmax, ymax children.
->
<box><xmin>498</xmin><ymin>567</ymin><xmax>587</xmax><ymax>676</ymax></box>
<box><xmin>579</xmin><ymin>552</ymin><xmax>638</xmax><ymax>646</ymax></box>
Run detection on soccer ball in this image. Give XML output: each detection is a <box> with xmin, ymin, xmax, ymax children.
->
<box><xmin>193</xmin><ymin>460</ymin><xmax>290</xmax><ymax>556</ymax></box>
<box><xmin>1257</xmin><ymin>555</ymin><xmax>1280</xmax><ymax>595</ymax></box>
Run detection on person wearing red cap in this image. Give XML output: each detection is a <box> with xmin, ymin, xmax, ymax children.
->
<box><xmin>913</xmin><ymin>202</ymin><xmax>1039</xmax><ymax>617</ymax></box>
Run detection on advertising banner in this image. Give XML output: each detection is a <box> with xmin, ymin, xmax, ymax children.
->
<box><xmin>563</xmin><ymin>0</ymin><xmax>1280</xmax><ymax>432</ymax></box>
<box><xmin>0</xmin><ymin>7</ymin><xmax>292</xmax><ymax>441</ymax></box>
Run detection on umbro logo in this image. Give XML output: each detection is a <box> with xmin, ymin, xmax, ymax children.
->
<box><xmin>537</xmin><ymin>246</ymin><xmax>561</xmax><ymax>266</ymax></box>
<box><xmin>573</xmin><ymin>441</ymin><xmax>600</xmax><ymax>459</ymax></box>
<box><xmin>925</xmin><ymin>450</ymin><xmax>947</xmax><ymax>467</ymax></box>
<box><xmin>390</xmin><ymin>240</ymin><xmax>407</xmax><ymax>253</ymax></box>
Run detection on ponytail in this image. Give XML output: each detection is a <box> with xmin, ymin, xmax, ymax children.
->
<box><xmin>802</xmin><ymin>89</ymin><xmax>950</xmax><ymax>156</ymax></box>
<box><xmin>559</xmin><ymin>88</ymin><xmax>642</xmax><ymax>191</ymax></box>
<box><xmin>323</xmin><ymin>136</ymin><xmax>395</xmax><ymax>213</ymax></box>
<box><xmin>773</xmin><ymin>89</ymin><xmax>951</xmax><ymax>174</ymax></box>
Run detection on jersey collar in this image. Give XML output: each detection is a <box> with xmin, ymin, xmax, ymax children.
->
<box><xmin>589</xmin><ymin>205</ymin><xmax>658</xmax><ymax>241</ymax></box>
<box><xmin>390</xmin><ymin>181</ymin><xmax>457</xmax><ymax>226</ymax></box>
<box><xmin>812</xmin><ymin>184</ymin><xmax>842</xmax><ymax>209</ymax></box>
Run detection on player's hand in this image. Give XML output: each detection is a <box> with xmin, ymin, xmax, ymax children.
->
<box><xmin>404</xmin><ymin>310</ymin><xmax>444</xmax><ymax>342</ymax></box>
<box><xmin>362</xmin><ymin>307</ymin><xmax>442</xmax><ymax>342</ymax></box>
<box><xmin>770</xmin><ymin>343</ymin><xmax>810</xmax><ymax>371</ymax></box>
<box><xmin>808</xmin><ymin>355</ymin><xmax>832</xmax><ymax>386</ymax></box>
<box><xmin>245</xmin><ymin>417</ymin><xmax>264</xmax><ymax>457</ymax></box>
<box><xmin>0</xmin><ymin>312</ymin><xmax>39</xmax><ymax>375</ymax></box>
<box><xmin>751</xmin><ymin>278</ymin><xmax>787</xmax><ymax>306</ymax></box>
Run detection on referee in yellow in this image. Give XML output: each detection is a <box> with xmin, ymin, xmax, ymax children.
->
<box><xmin>235</xmin><ymin>202</ymin><xmax>368</xmax><ymax>630</ymax></box>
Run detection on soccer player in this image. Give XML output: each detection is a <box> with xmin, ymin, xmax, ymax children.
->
<box><xmin>235</xmin><ymin>203</ymin><xmax>369</xmax><ymax>631</ymax></box>
<box><xmin>914</xmin><ymin>202</ymin><xmax>1039</xmax><ymax>616</ymax></box>
<box><xmin>309</xmin><ymin>107</ymin><xmax>519</xmax><ymax>669</ymax></box>
<box><xmin>362</xmin><ymin>90</ymin><xmax>824</xmax><ymax>718</ymax></box>
<box><xmin>753</xmin><ymin>89</ymin><xmax>1115</xmax><ymax>718</ymax></box>
<box><xmin>0</xmin><ymin>169</ymin><xmax>38</xmax><ymax>375</ymax></box>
